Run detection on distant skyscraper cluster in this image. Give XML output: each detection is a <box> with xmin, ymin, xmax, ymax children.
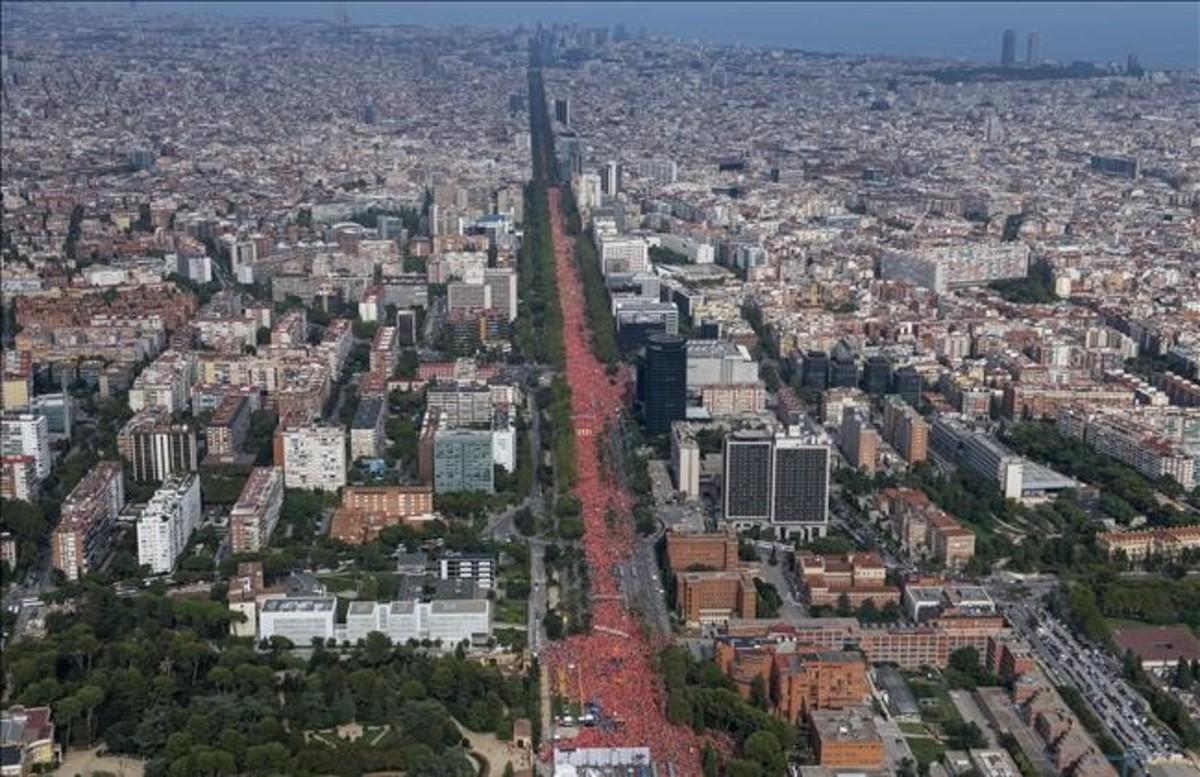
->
<box><xmin>1000</xmin><ymin>29</ymin><xmax>1040</xmax><ymax>66</ymax></box>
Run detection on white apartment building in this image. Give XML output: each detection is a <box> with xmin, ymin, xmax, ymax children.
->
<box><xmin>136</xmin><ymin>473</ymin><xmax>202</xmax><ymax>574</ymax></box>
<box><xmin>358</xmin><ymin>289</ymin><xmax>381</xmax><ymax>323</ymax></box>
<box><xmin>629</xmin><ymin>157</ymin><xmax>678</xmax><ymax>185</ymax></box>
<box><xmin>280</xmin><ymin>425</ymin><xmax>347</xmax><ymax>492</ymax></box>
<box><xmin>670</xmin><ymin>422</ymin><xmax>701</xmax><ymax>501</ymax></box>
<box><xmin>0</xmin><ymin>413</ymin><xmax>50</xmax><ymax>480</ymax></box>
<box><xmin>174</xmin><ymin>252</ymin><xmax>213</xmax><ymax>285</ymax></box>
<box><xmin>656</xmin><ymin>232</ymin><xmax>715</xmax><ymax>265</ymax></box>
<box><xmin>230</xmin><ymin>239</ymin><xmax>257</xmax><ymax>283</ymax></box>
<box><xmin>880</xmin><ymin>244</ymin><xmax>1030</xmax><ymax>294</ymax></box>
<box><xmin>1058</xmin><ymin>406</ymin><xmax>1196</xmax><ymax>490</ymax></box>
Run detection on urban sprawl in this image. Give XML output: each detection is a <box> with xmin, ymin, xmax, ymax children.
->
<box><xmin>1</xmin><ymin>5</ymin><xmax>1200</xmax><ymax>777</ymax></box>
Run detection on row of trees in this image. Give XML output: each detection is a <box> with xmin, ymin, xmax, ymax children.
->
<box><xmin>1055</xmin><ymin>684</ymin><xmax>1125</xmax><ymax>757</ymax></box>
<box><xmin>542</xmin><ymin>541</ymin><xmax>591</xmax><ymax>636</ymax></box>
<box><xmin>544</xmin><ymin>378</ymin><xmax>577</xmax><ymax>492</ymax></box>
<box><xmin>515</xmin><ymin>75</ymin><xmax>566</xmax><ymax>370</ymax></box>
<box><xmin>346</xmin><ymin>205</ymin><xmax>421</xmax><ymax>234</ymax></box>
<box><xmin>809</xmin><ymin>596</ymin><xmax>904</xmax><ymax>624</ymax></box>
<box><xmin>1120</xmin><ymin>648</ymin><xmax>1200</xmax><ymax>748</ymax></box>
<box><xmin>517</xmin><ymin>92</ymin><xmax>576</xmax><ymax>517</ymax></box>
<box><xmin>1058</xmin><ymin>575</ymin><xmax>1200</xmax><ymax>641</ymax></box>
<box><xmin>571</xmin><ymin>227</ymin><xmax>619</xmax><ymax>368</ymax></box>
<box><xmin>0</xmin><ymin>498</ymin><xmax>49</xmax><ymax>583</ymax></box>
<box><xmin>523</xmin><ymin>66</ymin><xmax>596</xmax><ymax>641</ymax></box>
<box><xmin>648</xmin><ymin>245</ymin><xmax>689</xmax><ymax>265</ymax></box>
<box><xmin>1003</xmin><ymin>421</ymin><xmax>1198</xmax><ymax>525</ymax></box>
<box><xmin>659</xmin><ymin>646</ymin><xmax>794</xmax><ymax>777</ymax></box>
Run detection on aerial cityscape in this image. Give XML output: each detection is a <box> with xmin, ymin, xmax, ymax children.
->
<box><xmin>0</xmin><ymin>2</ymin><xmax>1198</xmax><ymax>777</ymax></box>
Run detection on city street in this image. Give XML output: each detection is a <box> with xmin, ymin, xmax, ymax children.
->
<box><xmin>998</xmin><ymin>591</ymin><xmax>1179</xmax><ymax>768</ymax></box>
<box><xmin>616</xmin><ymin>535</ymin><xmax>672</xmax><ymax>637</ymax></box>
<box><xmin>2</xmin><ymin>547</ymin><xmax>52</xmax><ymax>644</ymax></box>
<box><xmin>753</xmin><ymin>548</ymin><xmax>808</xmax><ymax>621</ymax></box>
<box><xmin>487</xmin><ymin>371</ymin><xmax>546</xmax><ymax>542</ymax></box>
<box><xmin>528</xmin><ymin>539</ymin><xmax>548</xmax><ymax>657</ymax></box>
<box><xmin>829</xmin><ymin>487</ymin><xmax>916</xmax><ymax>576</ymax></box>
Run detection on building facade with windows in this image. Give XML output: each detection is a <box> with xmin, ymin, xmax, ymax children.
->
<box><xmin>136</xmin><ymin>473</ymin><xmax>202</xmax><ymax>574</ymax></box>
<box><xmin>51</xmin><ymin>461</ymin><xmax>125</xmax><ymax>581</ymax></box>
<box><xmin>280</xmin><ymin>425</ymin><xmax>347</xmax><ymax>492</ymax></box>
<box><xmin>229</xmin><ymin>467</ymin><xmax>285</xmax><ymax>554</ymax></box>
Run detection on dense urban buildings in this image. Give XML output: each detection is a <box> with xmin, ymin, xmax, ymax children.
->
<box><xmin>2</xmin><ymin>4</ymin><xmax>1199</xmax><ymax>776</ymax></box>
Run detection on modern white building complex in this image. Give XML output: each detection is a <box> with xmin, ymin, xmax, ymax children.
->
<box><xmin>595</xmin><ymin>234</ymin><xmax>649</xmax><ymax>276</ymax></box>
<box><xmin>344</xmin><ymin>599</ymin><xmax>491</xmax><ymax>646</ymax></box>
<box><xmin>259</xmin><ymin>597</ymin><xmax>337</xmax><ymax>646</ymax></box>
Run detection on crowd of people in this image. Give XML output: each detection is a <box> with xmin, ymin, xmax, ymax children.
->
<box><xmin>540</xmin><ymin>188</ymin><xmax>703</xmax><ymax>773</ymax></box>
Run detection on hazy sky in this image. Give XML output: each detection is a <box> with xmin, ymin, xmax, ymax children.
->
<box><xmin>142</xmin><ymin>2</ymin><xmax>1200</xmax><ymax>69</ymax></box>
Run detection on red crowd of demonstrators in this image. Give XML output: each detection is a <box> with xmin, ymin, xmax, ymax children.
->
<box><xmin>539</xmin><ymin>188</ymin><xmax>703</xmax><ymax>774</ymax></box>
